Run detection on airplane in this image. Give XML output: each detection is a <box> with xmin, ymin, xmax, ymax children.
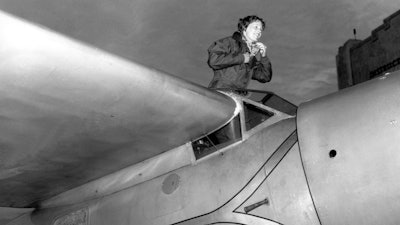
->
<box><xmin>1</xmin><ymin>10</ymin><xmax>400</xmax><ymax>225</ymax></box>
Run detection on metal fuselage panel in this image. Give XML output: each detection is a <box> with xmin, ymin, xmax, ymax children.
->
<box><xmin>32</xmin><ymin>118</ymin><xmax>319</xmax><ymax>225</ymax></box>
<box><xmin>297</xmin><ymin>72</ymin><xmax>400</xmax><ymax>225</ymax></box>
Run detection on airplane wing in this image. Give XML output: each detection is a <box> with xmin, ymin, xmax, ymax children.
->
<box><xmin>0</xmin><ymin>11</ymin><xmax>236</xmax><ymax>209</ymax></box>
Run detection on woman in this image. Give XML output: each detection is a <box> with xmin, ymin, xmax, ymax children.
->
<box><xmin>207</xmin><ymin>15</ymin><xmax>273</xmax><ymax>95</ymax></box>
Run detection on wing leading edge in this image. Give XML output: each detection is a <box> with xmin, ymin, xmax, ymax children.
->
<box><xmin>0</xmin><ymin>11</ymin><xmax>236</xmax><ymax>208</ymax></box>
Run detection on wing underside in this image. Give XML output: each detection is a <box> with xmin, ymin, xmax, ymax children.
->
<box><xmin>0</xmin><ymin>11</ymin><xmax>236</xmax><ymax>208</ymax></box>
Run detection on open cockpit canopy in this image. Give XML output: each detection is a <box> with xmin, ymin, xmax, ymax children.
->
<box><xmin>192</xmin><ymin>90</ymin><xmax>297</xmax><ymax>159</ymax></box>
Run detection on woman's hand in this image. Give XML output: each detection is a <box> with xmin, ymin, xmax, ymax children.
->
<box><xmin>254</xmin><ymin>42</ymin><xmax>267</xmax><ymax>57</ymax></box>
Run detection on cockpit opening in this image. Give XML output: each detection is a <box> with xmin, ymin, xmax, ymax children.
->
<box><xmin>192</xmin><ymin>90</ymin><xmax>286</xmax><ymax>159</ymax></box>
<box><xmin>192</xmin><ymin>90</ymin><xmax>296</xmax><ymax>160</ymax></box>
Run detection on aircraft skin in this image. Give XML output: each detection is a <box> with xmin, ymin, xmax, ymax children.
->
<box><xmin>2</xmin><ymin>10</ymin><xmax>400</xmax><ymax>225</ymax></box>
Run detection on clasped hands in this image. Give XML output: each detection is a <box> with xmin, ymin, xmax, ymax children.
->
<box><xmin>244</xmin><ymin>42</ymin><xmax>267</xmax><ymax>63</ymax></box>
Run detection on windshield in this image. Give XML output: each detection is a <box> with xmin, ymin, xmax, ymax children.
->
<box><xmin>213</xmin><ymin>88</ymin><xmax>297</xmax><ymax>116</ymax></box>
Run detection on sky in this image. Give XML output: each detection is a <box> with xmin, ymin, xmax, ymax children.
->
<box><xmin>0</xmin><ymin>0</ymin><xmax>398</xmax><ymax>104</ymax></box>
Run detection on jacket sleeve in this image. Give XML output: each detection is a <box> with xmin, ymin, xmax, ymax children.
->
<box><xmin>250</xmin><ymin>53</ymin><xmax>272</xmax><ymax>83</ymax></box>
<box><xmin>207</xmin><ymin>38</ymin><xmax>244</xmax><ymax>70</ymax></box>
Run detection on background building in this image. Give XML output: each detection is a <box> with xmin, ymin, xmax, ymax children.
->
<box><xmin>336</xmin><ymin>9</ymin><xmax>400</xmax><ymax>89</ymax></box>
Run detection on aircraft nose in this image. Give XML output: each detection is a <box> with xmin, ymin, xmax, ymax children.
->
<box><xmin>297</xmin><ymin>71</ymin><xmax>400</xmax><ymax>224</ymax></box>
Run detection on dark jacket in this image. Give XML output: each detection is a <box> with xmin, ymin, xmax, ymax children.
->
<box><xmin>207</xmin><ymin>32</ymin><xmax>272</xmax><ymax>92</ymax></box>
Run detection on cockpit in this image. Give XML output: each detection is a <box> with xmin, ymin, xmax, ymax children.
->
<box><xmin>192</xmin><ymin>90</ymin><xmax>297</xmax><ymax>159</ymax></box>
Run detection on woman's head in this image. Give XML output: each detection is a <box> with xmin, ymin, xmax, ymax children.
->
<box><xmin>238</xmin><ymin>15</ymin><xmax>265</xmax><ymax>43</ymax></box>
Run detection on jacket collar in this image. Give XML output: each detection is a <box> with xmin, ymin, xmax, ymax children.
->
<box><xmin>232</xmin><ymin>31</ymin><xmax>244</xmax><ymax>43</ymax></box>
<box><xmin>232</xmin><ymin>31</ymin><xmax>248</xmax><ymax>51</ymax></box>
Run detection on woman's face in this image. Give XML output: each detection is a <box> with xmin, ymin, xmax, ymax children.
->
<box><xmin>243</xmin><ymin>20</ymin><xmax>263</xmax><ymax>43</ymax></box>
